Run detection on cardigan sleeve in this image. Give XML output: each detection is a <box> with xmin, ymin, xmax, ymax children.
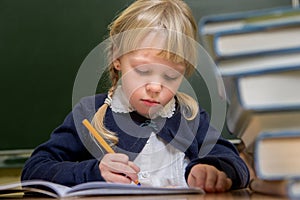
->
<box><xmin>21</xmin><ymin>95</ymin><xmax>106</xmax><ymax>186</ymax></box>
<box><xmin>184</xmin><ymin>108</ymin><xmax>250</xmax><ymax>190</ymax></box>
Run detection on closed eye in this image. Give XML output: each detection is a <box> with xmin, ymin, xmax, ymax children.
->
<box><xmin>163</xmin><ymin>74</ymin><xmax>180</xmax><ymax>81</ymax></box>
<box><xmin>163</xmin><ymin>70</ymin><xmax>182</xmax><ymax>81</ymax></box>
<box><xmin>134</xmin><ymin>68</ymin><xmax>151</xmax><ymax>75</ymax></box>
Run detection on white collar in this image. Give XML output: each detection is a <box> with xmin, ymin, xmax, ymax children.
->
<box><xmin>110</xmin><ymin>85</ymin><xmax>175</xmax><ymax>118</ymax></box>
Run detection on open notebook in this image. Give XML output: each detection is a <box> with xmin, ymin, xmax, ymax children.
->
<box><xmin>0</xmin><ymin>180</ymin><xmax>204</xmax><ymax>198</ymax></box>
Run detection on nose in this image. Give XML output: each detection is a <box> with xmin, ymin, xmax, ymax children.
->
<box><xmin>146</xmin><ymin>82</ymin><xmax>162</xmax><ymax>93</ymax></box>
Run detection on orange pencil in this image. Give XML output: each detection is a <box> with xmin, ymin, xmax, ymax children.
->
<box><xmin>82</xmin><ymin>119</ymin><xmax>141</xmax><ymax>186</ymax></box>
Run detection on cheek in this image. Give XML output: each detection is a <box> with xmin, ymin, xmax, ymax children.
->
<box><xmin>160</xmin><ymin>88</ymin><xmax>176</xmax><ymax>106</ymax></box>
<box><xmin>121</xmin><ymin>74</ymin><xmax>143</xmax><ymax>100</ymax></box>
<box><xmin>162</xmin><ymin>77</ymin><xmax>183</xmax><ymax>95</ymax></box>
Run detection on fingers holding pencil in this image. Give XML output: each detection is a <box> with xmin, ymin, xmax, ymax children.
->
<box><xmin>99</xmin><ymin>153</ymin><xmax>140</xmax><ymax>184</ymax></box>
<box><xmin>82</xmin><ymin>119</ymin><xmax>141</xmax><ymax>185</ymax></box>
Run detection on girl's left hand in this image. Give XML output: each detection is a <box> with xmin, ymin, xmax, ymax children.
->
<box><xmin>187</xmin><ymin>164</ymin><xmax>232</xmax><ymax>193</ymax></box>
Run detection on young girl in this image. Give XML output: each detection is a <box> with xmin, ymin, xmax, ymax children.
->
<box><xmin>21</xmin><ymin>0</ymin><xmax>249</xmax><ymax>193</ymax></box>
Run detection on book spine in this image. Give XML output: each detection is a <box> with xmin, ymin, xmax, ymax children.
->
<box><xmin>225</xmin><ymin>77</ymin><xmax>252</xmax><ymax>137</ymax></box>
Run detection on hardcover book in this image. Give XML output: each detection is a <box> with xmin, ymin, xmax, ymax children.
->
<box><xmin>217</xmin><ymin>51</ymin><xmax>300</xmax><ymax>77</ymax></box>
<box><xmin>250</xmin><ymin>178</ymin><xmax>300</xmax><ymax>198</ymax></box>
<box><xmin>226</xmin><ymin>68</ymin><xmax>300</xmax><ymax>152</ymax></box>
<box><xmin>199</xmin><ymin>6</ymin><xmax>300</xmax><ymax>35</ymax></box>
<box><xmin>211</xmin><ymin>22</ymin><xmax>300</xmax><ymax>59</ymax></box>
<box><xmin>199</xmin><ymin>7</ymin><xmax>300</xmax><ymax>61</ymax></box>
<box><xmin>254</xmin><ymin>131</ymin><xmax>300</xmax><ymax>180</ymax></box>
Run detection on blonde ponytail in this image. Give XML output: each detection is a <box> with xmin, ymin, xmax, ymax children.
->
<box><xmin>176</xmin><ymin>92</ymin><xmax>199</xmax><ymax>121</ymax></box>
<box><xmin>91</xmin><ymin>66</ymin><xmax>120</xmax><ymax>145</ymax></box>
<box><xmin>92</xmin><ymin>102</ymin><xmax>119</xmax><ymax>145</ymax></box>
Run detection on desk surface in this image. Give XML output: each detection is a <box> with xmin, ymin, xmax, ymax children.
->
<box><xmin>0</xmin><ymin>189</ymin><xmax>288</xmax><ymax>200</ymax></box>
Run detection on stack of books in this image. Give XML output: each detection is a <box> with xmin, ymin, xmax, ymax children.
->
<box><xmin>199</xmin><ymin>6</ymin><xmax>300</xmax><ymax>198</ymax></box>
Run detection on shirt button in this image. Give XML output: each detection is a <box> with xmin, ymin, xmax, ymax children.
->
<box><xmin>141</xmin><ymin>171</ymin><xmax>150</xmax><ymax>178</ymax></box>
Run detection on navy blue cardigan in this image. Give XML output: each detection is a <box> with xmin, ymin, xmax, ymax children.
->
<box><xmin>21</xmin><ymin>94</ymin><xmax>249</xmax><ymax>189</ymax></box>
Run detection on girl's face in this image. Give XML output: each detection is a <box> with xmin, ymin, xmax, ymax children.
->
<box><xmin>114</xmin><ymin>49</ymin><xmax>185</xmax><ymax>118</ymax></box>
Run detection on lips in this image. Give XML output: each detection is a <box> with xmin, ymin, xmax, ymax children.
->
<box><xmin>141</xmin><ymin>99</ymin><xmax>160</xmax><ymax>106</ymax></box>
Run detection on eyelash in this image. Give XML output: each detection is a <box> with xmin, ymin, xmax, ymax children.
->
<box><xmin>135</xmin><ymin>68</ymin><xmax>150</xmax><ymax>75</ymax></box>
<box><xmin>135</xmin><ymin>68</ymin><xmax>179</xmax><ymax>81</ymax></box>
<box><xmin>163</xmin><ymin>75</ymin><xmax>179</xmax><ymax>81</ymax></box>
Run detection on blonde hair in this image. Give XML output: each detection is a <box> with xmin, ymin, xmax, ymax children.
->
<box><xmin>92</xmin><ymin>0</ymin><xmax>199</xmax><ymax>145</ymax></box>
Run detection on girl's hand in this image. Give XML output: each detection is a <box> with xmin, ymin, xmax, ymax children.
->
<box><xmin>99</xmin><ymin>153</ymin><xmax>140</xmax><ymax>184</ymax></box>
<box><xmin>187</xmin><ymin>164</ymin><xmax>232</xmax><ymax>193</ymax></box>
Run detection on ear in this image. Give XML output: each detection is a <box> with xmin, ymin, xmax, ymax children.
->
<box><xmin>113</xmin><ymin>59</ymin><xmax>121</xmax><ymax>71</ymax></box>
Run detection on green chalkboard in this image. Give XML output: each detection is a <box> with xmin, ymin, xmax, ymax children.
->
<box><xmin>0</xmin><ymin>0</ymin><xmax>134</xmax><ymax>150</ymax></box>
<box><xmin>0</xmin><ymin>0</ymin><xmax>290</xmax><ymax>151</ymax></box>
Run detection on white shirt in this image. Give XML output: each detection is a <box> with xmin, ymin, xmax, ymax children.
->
<box><xmin>110</xmin><ymin>86</ymin><xmax>189</xmax><ymax>187</ymax></box>
<box><xmin>133</xmin><ymin>132</ymin><xmax>189</xmax><ymax>187</ymax></box>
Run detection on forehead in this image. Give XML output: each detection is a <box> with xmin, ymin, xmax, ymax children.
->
<box><xmin>121</xmin><ymin>49</ymin><xmax>186</xmax><ymax>73</ymax></box>
<box><xmin>111</xmin><ymin>28</ymin><xmax>196</xmax><ymax>67</ymax></box>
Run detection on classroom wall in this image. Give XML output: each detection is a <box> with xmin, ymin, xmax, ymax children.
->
<box><xmin>0</xmin><ymin>0</ymin><xmax>290</xmax><ymax>151</ymax></box>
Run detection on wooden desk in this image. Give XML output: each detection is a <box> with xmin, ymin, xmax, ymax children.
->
<box><xmin>0</xmin><ymin>189</ymin><xmax>289</xmax><ymax>200</ymax></box>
